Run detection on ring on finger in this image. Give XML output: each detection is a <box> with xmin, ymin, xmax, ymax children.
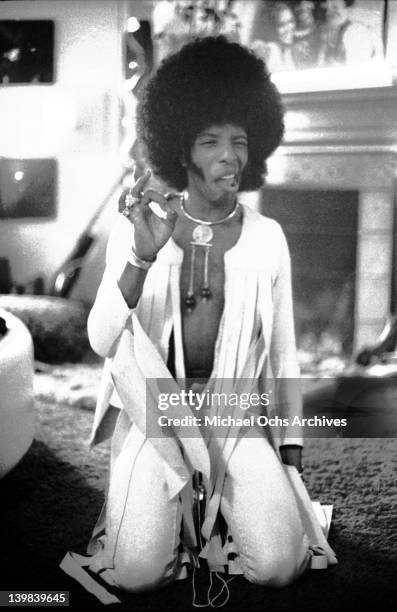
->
<box><xmin>124</xmin><ymin>193</ymin><xmax>141</xmax><ymax>208</ymax></box>
<box><xmin>122</xmin><ymin>189</ymin><xmax>146</xmax><ymax>216</ymax></box>
<box><xmin>122</xmin><ymin>206</ymin><xmax>133</xmax><ymax>217</ymax></box>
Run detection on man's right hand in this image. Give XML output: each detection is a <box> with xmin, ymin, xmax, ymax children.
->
<box><xmin>119</xmin><ymin>169</ymin><xmax>179</xmax><ymax>261</ymax></box>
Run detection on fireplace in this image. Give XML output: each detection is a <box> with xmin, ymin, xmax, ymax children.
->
<box><xmin>257</xmin><ymin>86</ymin><xmax>397</xmax><ymax>358</ymax></box>
<box><xmin>264</xmin><ymin>148</ymin><xmax>395</xmax><ymax>358</ymax></box>
<box><xmin>269</xmin><ymin>149</ymin><xmax>394</xmax><ymax>358</ymax></box>
<box><xmin>261</xmin><ymin>187</ymin><xmax>358</xmax><ymax>356</ymax></box>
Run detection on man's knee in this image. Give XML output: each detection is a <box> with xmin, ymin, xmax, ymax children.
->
<box><xmin>111</xmin><ymin>548</ymin><xmax>179</xmax><ymax>593</ymax></box>
<box><xmin>243</xmin><ymin>548</ymin><xmax>307</xmax><ymax>588</ymax></box>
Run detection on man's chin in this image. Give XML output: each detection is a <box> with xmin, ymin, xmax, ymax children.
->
<box><xmin>210</xmin><ymin>190</ymin><xmax>240</xmax><ymax>207</ymax></box>
<box><xmin>215</xmin><ymin>177</ymin><xmax>241</xmax><ymax>193</ymax></box>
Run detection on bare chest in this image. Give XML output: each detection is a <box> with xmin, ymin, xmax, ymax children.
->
<box><xmin>173</xmin><ymin>219</ymin><xmax>242</xmax><ymax>378</ymax></box>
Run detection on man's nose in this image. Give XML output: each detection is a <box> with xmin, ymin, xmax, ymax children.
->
<box><xmin>219</xmin><ymin>143</ymin><xmax>238</xmax><ymax>163</ymax></box>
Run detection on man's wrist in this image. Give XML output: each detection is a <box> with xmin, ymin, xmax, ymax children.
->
<box><xmin>127</xmin><ymin>247</ymin><xmax>157</xmax><ymax>270</ymax></box>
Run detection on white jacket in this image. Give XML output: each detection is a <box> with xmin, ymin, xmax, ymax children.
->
<box><xmin>88</xmin><ymin>204</ymin><xmax>303</xmax><ymax>449</ymax></box>
<box><xmin>85</xmin><ymin>204</ymin><xmax>337</xmax><ymax>572</ymax></box>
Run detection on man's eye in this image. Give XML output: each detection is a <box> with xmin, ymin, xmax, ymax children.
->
<box><xmin>200</xmin><ymin>140</ymin><xmax>217</xmax><ymax>146</ymax></box>
<box><xmin>235</xmin><ymin>140</ymin><xmax>248</xmax><ymax>147</ymax></box>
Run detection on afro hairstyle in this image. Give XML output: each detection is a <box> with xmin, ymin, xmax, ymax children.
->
<box><xmin>136</xmin><ymin>35</ymin><xmax>285</xmax><ymax>191</ymax></box>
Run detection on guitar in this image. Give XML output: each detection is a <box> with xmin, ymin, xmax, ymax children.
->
<box><xmin>50</xmin><ymin>167</ymin><xmax>133</xmax><ymax>298</ymax></box>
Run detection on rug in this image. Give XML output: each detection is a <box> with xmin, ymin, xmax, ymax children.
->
<box><xmin>0</xmin><ymin>365</ymin><xmax>396</xmax><ymax>611</ymax></box>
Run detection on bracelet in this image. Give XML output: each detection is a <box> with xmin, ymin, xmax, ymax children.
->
<box><xmin>127</xmin><ymin>247</ymin><xmax>157</xmax><ymax>271</ymax></box>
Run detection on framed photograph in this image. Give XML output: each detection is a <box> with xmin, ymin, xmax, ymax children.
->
<box><xmin>0</xmin><ymin>158</ymin><xmax>57</xmax><ymax>219</ymax></box>
<box><xmin>248</xmin><ymin>0</ymin><xmax>392</xmax><ymax>92</ymax></box>
<box><xmin>0</xmin><ymin>20</ymin><xmax>55</xmax><ymax>84</ymax></box>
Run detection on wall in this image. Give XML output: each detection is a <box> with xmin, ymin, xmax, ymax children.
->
<box><xmin>0</xmin><ymin>0</ymin><xmax>127</xmax><ymax>290</ymax></box>
<box><xmin>2</xmin><ymin>0</ymin><xmax>397</xmax><ymax>349</ymax></box>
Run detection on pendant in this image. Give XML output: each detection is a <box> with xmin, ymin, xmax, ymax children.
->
<box><xmin>192</xmin><ymin>224</ymin><xmax>213</xmax><ymax>245</ymax></box>
<box><xmin>200</xmin><ymin>245</ymin><xmax>212</xmax><ymax>299</ymax></box>
<box><xmin>184</xmin><ymin>225</ymin><xmax>213</xmax><ymax>309</ymax></box>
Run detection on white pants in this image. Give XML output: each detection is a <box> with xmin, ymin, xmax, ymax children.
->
<box><xmin>92</xmin><ymin>420</ymin><xmax>310</xmax><ymax>593</ymax></box>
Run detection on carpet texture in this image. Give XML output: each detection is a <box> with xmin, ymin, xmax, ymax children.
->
<box><xmin>0</xmin><ymin>367</ymin><xmax>396</xmax><ymax>611</ymax></box>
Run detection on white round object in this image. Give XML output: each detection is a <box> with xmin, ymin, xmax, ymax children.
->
<box><xmin>192</xmin><ymin>225</ymin><xmax>213</xmax><ymax>244</ymax></box>
<box><xmin>0</xmin><ymin>308</ymin><xmax>35</xmax><ymax>478</ymax></box>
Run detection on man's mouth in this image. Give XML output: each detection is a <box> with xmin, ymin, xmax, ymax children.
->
<box><xmin>217</xmin><ymin>175</ymin><xmax>239</xmax><ymax>191</ymax></box>
<box><xmin>217</xmin><ymin>173</ymin><xmax>238</xmax><ymax>184</ymax></box>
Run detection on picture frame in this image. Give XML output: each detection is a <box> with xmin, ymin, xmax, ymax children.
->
<box><xmin>0</xmin><ymin>20</ymin><xmax>55</xmax><ymax>85</ymax></box>
<box><xmin>247</xmin><ymin>0</ymin><xmax>394</xmax><ymax>93</ymax></box>
<box><xmin>0</xmin><ymin>158</ymin><xmax>57</xmax><ymax>219</ymax></box>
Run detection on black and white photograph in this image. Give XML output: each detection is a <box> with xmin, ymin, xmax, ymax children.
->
<box><xmin>0</xmin><ymin>19</ymin><xmax>55</xmax><ymax>83</ymax></box>
<box><xmin>249</xmin><ymin>0</ymin><xmax>385</xmax><ymax>73</ymax></box>
<box><xmin>0</xmin><ymin>1</ymin><xmax>396</xmax><ymax>611</ymax></box>
<box><xmin>0</xmin><ymin>158</ymin><xmax>57</xmax><ymax>219</ymax></box>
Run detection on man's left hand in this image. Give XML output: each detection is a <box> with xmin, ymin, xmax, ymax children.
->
<box><xmin>280</xmin><ymin>445</ymin><xmax>303</xmax><ymax>474</ymax></box>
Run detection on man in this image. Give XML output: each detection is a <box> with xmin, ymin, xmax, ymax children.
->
<box><xmin>60</xmin><ymin>36</ymin><xmax>336</xmax><ymax>603</ymax></box>
<box><xmin>294</xmin><ymin>0</ymin><xmax>320</xmax><ymax>68</ymax></box>
<box><xmin>318</xmin><ymin>0</ymin><xmax>380</xmax><ymax>66</ymax></box>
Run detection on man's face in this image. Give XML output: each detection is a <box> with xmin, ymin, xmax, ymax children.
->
<box><xmin>326</xmin><ymin>0</ymin><xmax>348</xmax><ymax>23</ymax></box>
<box><xmin>276</xmin><ymin>7</ymin><xmax>296</xmax><ymax>46</ymax></box>
<box><xmin>296</xmin><ymin>2</ymin><xmax>315</xmax><ymax>29</ymax></box>
<box><xmin>187</xmin><ymin>124</ymin><xmax>248</xmax><ymax>203</ymax></box>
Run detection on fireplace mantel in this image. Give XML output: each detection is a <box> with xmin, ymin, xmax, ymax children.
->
<box><xmin>265</xmin><ymin>86</ymin><xmax>397</xmax><ymax>352</ymax></box>
<box><xmin>282</xmin><ymin>86</ymin><xmax>397</xmax><ymax>150</ymax></box>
